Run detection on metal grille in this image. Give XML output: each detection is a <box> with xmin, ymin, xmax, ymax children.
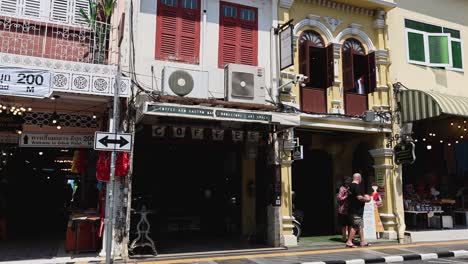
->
<box><xmin>24</xmin><ymin>111</ymin><xmax>100</xmax><ymax>128</ymax></box>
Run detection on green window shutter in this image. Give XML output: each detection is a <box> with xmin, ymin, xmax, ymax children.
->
<box><xmin>451</xmin><ymin>41</ymin><xmax>463</xmax><ymax>69</ymax></box>
<box><xmin>405</xmin><ymin>19</ymin><xmax>442</xmax><ymax>33</ymax></box>
<box><xmin>428</xmin><ymin>34</ymin><xmax>450</xmax><ymax>65</ymax></box>
<box><xmin>407</xmin><ymin>31</ymin><xmax>425</xmax><ymax>62</ymax></box>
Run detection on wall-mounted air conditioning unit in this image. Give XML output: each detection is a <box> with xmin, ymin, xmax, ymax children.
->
<box><xmin>224</xmin><ymin>64</ymin><xmax>266</xmax><ymax>104</ymax></box>
<box><xmin>162</xmin><ymin>67</ymin><xmax>209</xmax><ymax>99</ymax></box>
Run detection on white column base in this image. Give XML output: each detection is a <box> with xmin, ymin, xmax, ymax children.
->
<box><xmin>381</xmin><ymin>230</ymin><xmax>398</xmax><ymax>240</ymax></box>
<box><xmin>281</xmin><ymin>234</ymin><xmax>298</xmax><ymax>247</ymax></box>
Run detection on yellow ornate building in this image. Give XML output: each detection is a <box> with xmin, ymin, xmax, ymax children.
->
<box><xmin>277</xmin><ymin>0</ymin><xmax>404</xmax><ymax>246</ymax></box>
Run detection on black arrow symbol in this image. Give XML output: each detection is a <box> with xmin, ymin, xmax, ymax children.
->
<box><xmin>99</xmin><ymin>136</ymin><xmax>129</xmax><ymax>148</ymax></box>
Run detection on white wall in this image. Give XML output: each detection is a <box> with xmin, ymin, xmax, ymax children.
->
<box><xmin>127</xmin><ymin>0</ymin><xmax>273</xmax><ymax>99</ymax></box>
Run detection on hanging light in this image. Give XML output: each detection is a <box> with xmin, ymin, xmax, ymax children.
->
<box><xmin>27</xmin><ymin>107</ymin><xmax>32</xmax><ymax>111</ymax></box>
<box><xmin>414</xmin><ymin>139</ymin><xmax>418</xmax><ymax>142</ymax></box>
<box><xmin>427</xmin><ymin>145</ymin><xmax>432</xmax><ymax>150</ymax></box>
<box><xmin>440</xmin><ymin>140</ymin><xmax>444</xmax><ymax>143</ymax></box>
<box><xmin>51</xmin><ymin>112</ymin><xmax>58</xmax><ymax>124</ymax></box>
<box><xmin>461</xmin><ymin>136</ymin><xmax>464</xmax><ymax>139</ymax></box>
<box><xmin>423</xmin><ymin>138</ymin><xmax>427</xmax><ymax>141</ymax></box>
<box><xmin>92</xmin><ymin>113</ymin><xmax>97</xmax><ymax>119</ymax></box>
<box><xmin>451</xmin><ymin>122</ymin><xmax>454</xmax><ymax>126</ymax></box>
<box><xmin>459</xmin><ymin>125</ymin><xmax>462</xmax><ymax>129</ymax></box>
<box><xmin>16</xmin><ymin>130</ymin><xmax>22</xmax><ymax>135</ymax></box>
<box><xmin>456</xmin><ymin>141</ymin><xmax>460</xmax><ymax>144</ymax></box>
<box><xmin>448</xmin><ymin>143</ymin><xmax>452</xmax><ymax>146</ymax></box>
<box><xmin>56</xmin><ymin>125</ymin><xmax>62</xmax><ymax>130</ymax></box>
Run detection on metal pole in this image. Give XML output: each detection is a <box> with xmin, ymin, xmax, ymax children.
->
<box><xmin>105</xmin><ymin>28</ymin><xmax>121</xmax><ymax>264</ymax></box>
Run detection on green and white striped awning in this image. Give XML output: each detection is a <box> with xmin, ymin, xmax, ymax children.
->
<box><xmin>400</xmin><ymin>90</ymin><xmax>468</xmax><ymax>123</ymax></box>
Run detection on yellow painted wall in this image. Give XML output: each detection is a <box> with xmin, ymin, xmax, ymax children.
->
<box><xmin>387</xmin><ymin>0</ymin><xmax>468</xmax><ymax>97</ymax></box>
<box><xmin>279</xmin><ymin>0</ymin><xmax>391</xmax><ymax>114</ymax></box>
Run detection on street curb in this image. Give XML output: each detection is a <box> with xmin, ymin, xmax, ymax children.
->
<box><xmin>302</xmin><ymin>250</ymin><xmax>468</xmax><ymax>264</ymax></box>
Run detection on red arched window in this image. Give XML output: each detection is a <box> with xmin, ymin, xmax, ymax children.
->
<box><xmin>342</xmin><ymin>38</ymin><xmax>376</xmax><ymax>94</ymax></box>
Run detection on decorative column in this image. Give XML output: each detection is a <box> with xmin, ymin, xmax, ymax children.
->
<box><xmin>369</xmin><ymin>148</ymin><xmax>399</xmax><ymax>240</ymax></box>
<box><xmin>373</xmin><ymin>10</ymin><xmax>391</xmax><ymax>112</ymax></box>
<box><xmin>279</xmin><ymin>129</ymin><xmax>297</xmax><ymax>247</ymax></box>
<box><xmin>330</xmin><ymin>43</ymin><xmax>344</xmax><ymax>114</ymax></box>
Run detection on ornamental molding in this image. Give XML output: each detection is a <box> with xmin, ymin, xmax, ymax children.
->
<box><xmin>323</xmin><ymin>16</ymin><xmax>342</xmax><ymax>32</ymax></box>
<box><xmin>293</xmin><ymin>15</ymin><xmax>334</xmax><ymax>44</ymax></box>
<box><xmin>302</xmin><ymin>0</ymin><xmax>375</xmax><ymax>16</ymax></box>
<box><xmin>0</xmin><ymin>53</ymin><xmax>130</xmax><ymax>97</ymax></box>
<box><xmin>279</xmin><ymin>0</ymin><xmax>294</xmax><ymax>9</ymax></box>
<box><xmin>335</xmin><ymin>26</ymin><xmax>376</xmax><ymax>51</ymax></box>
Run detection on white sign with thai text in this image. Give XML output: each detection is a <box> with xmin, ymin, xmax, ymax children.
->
<box><xmin>0</xmin><ymin>67</ymin><xmax>52</xmax><ymax>98</ymax></box>
<box><xmin>19</xmin><ymin>133</ymin><xmax>94</xmax><ymax>148</ymax></box>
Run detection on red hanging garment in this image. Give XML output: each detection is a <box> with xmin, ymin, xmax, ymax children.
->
<box><xmin>115</xmin><ymin>152</ymin><xmax>130</xmax><ymax>177</ymax></box>
<box><xmin>96</xmin><ymin>151</ymin><xmax>111</xmax><ymax>182</ymax></box>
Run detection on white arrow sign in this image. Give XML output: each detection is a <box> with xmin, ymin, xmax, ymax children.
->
<box><xmin>94</xmin><ymin>132</ymin><xmax>133</xmax><ymax>152</ymax></box>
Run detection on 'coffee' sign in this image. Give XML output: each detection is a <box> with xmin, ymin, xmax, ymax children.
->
<box><xmin>151</xmin><ymin>126</ymin><xmax>260</xmax><ymax>142</ymax></box>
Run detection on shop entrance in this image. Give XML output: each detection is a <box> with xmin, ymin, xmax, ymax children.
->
<box><xmin>131</xmin><ymin>136</ymin><xmax>270</xmax><ymax>254</ymax></box>
<box><xmin>292</xmin><ymin>148</ymin><xmax>334</xmax><ymax>236</ymax></box>
<box><xmin>0</xmin><ymin>147</ymin><xmax>101</xmax><ymax>261</ymax></box>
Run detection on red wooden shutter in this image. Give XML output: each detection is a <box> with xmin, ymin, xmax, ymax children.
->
<box><xmin>299</xmin><ymin>42</ymin><xmax>310</xmax><ymax>81</ymax></box>
<box><xmin>342</xmin><ymin>48</ymin><xmax>354</xmax><ymax>92</ymax></box>
<box><xmin>367</xmin><ymin>51</ymin><xmax>376</xmax><ymax>93</ymax></box>
<box><xmin>218</xmin><ymin>2</ymin><xmax>257</xmax><ymax>68</ymax></box>
<box><xmin>179</xmin><ymin>2</ymin><xmax>201</xmax><ymax>63</ymax></box>
<box><xmin>156</xmin><ymin>2</ymin><xmax>178</xmax><ymax>60</ymax></box>
<box><xmin>326</xmin><ymin>44</ymin><xmax>334</xmax><ymax>88</ymax></box>
<box><xmin>155</xmin><ymin>0</ymin><xmax>201</xmax><ymax>64</ymax></box>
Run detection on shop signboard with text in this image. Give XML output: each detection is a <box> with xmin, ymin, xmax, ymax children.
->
<box><xmin>0</xmin><ymin>67</ymin><xmax>52</xmax><ymax>98</ymax></box>
<box><xmin>19</xmin><ymin>133</ymin><xmax>94</xmax><ymax>148</ymax></box>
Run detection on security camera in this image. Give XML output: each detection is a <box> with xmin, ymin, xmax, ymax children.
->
<box><xmin>293</xmin><ymin>74</ymin><xmax>307</xmax><ymax>84</ymax></box>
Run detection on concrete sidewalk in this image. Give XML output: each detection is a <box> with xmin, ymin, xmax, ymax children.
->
<box><xmin>130</xmin><ymin>240</ymin><xmax>468</xmax><ymax>264</ymax></box>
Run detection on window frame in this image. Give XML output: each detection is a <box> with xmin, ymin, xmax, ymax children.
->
<box><xmin>447</xmin><ymin>38</ymin><xmax>464</xmax><ymax>72</ymax></box>
<box><xmin>404</xmin><ymin>18</ymin><xmax>463</xmax><ymax>71</ymax></box>
<box><xmin>427</xmin><ymin>32</ymin><xmax>452</xmax><ymax>68</ymax></box>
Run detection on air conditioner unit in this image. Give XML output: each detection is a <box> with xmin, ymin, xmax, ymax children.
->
<box><xmin>224</xmin><ymin>64</ymin><xmax>266</xmax><ymax>104</ymax></box>
<box><xmin>162</xmin><ymin>67</ymin><xmax>209</xmax><ymax>99</ymax></box>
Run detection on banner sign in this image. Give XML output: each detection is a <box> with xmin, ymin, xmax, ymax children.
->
<box><xmin>279</xmin><ymin>24</ymin><xmax>294</xmax><ymax>70</ymax></box>
<box><xmin>0</xmin><ymin>67</ymin><xmax>52</xmax><ymax>98</ymax></box>
<box><xmin>146</xmin><ymin>104</ymin><xmax>272</xmax><ymax>123</ymax></box>
<box><xmin>19</xmin><ymin>133</ymin><xmax>94</xmax><ymax>148</ymax></box>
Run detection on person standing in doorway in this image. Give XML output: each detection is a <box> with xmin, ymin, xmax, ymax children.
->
<box><xmin>354</xmin><ymin>75</ymin><xmax>366</xmax><ymax>94</ymax></box>
<box><xmin>337</xmin><ymin>177</ymin><xmax>352</xmax><ymax>242</ymax></box>
<box><xmin>346</xmin><ymin>173</ymin><xmax>371</xmax><ymax>248</ymax></box>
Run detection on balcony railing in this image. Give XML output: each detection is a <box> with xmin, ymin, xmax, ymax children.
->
<box><xmin>0</xmin><ymin>15</ymin><xmax>111</xmax><ymax>65</ymax></box>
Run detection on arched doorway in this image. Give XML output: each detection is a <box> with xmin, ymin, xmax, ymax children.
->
<box><xmin>292</xmin><ymin>148</ymin><xmax>334</xmax><ymax>236</ymax></box>
<box><xmin>352</xmin><ymin>142</ymin><xmax>375</xmax><ymax>193</ymax></box>
<box><xmin>341</xmin><ymin>38</ymin><xmax>376</xmax><ymax>116</ymax></box>
<box><xmin>299</xmin><ymin>30</ymin><xmax>334</xmax><ymax>113</ymax></box>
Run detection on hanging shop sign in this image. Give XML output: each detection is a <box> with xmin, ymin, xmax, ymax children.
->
<box><xmin>146</xmin><ymin>104</ymin><xmax>272</xmax><ymax>123</ymax></box>
<box><xmin>191</xmin><ymin>128</ymin><xmax>204</xmax><ymax>139</ymax></box>
<box><xmin>151</xmin><ymin>126</ymin><xmax>261</xmax><ymax>143</ymax></box>
<box><xmin>152</xmin><ymin>126</ymin><xmax>166</xmax><ymax>137</ymax></box>
<box><xmin>247</xmin><ymin>132</ymin><xmax>260</xmax><ymax>143</ymax></box>
<box><xmin>232</xmin><ymin>131</ymin><xmax>244</xmax><ymax>142</ymax></box>
<box><xmin>293</xmin><ymin>145</ymin><xmax>303</xmax><ymax>160</ymax></box>
<box><xmin>19</xmin><ymin>133</ymin><xmax>94</xmax><ymax>148</ymax></box>
<box><xmin>0</xmin><ymin>67</ymin><xmax>52</xmax><ymax>98</ymax></box>
<box><xmin>212</xmin><ymin>129</ymin><xmax>224</xmax><ymax>141</ymax></box>
<box><xmin>394</xmin><ymin>141</ymin><xmax>416</xmax><ymax>165</ymax></box>
<box><xmin>279</xmin><ymin>24</ymin><xmax>294</xmax><ymax>70</ymax></box>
